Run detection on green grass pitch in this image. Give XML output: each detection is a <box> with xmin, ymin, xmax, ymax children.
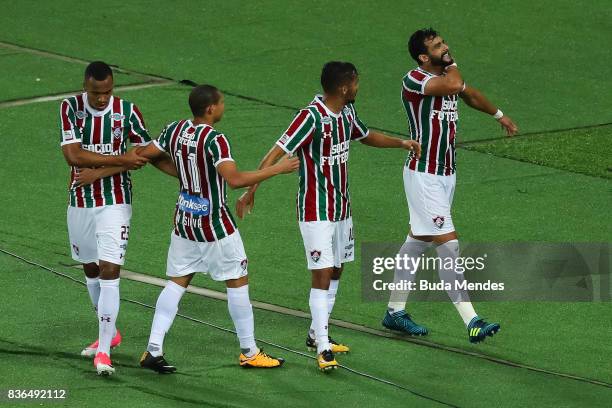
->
<box><xmin>0</xmin><ymin>1</ymin><xmax>610</xmax><ymax>407</ymax></box>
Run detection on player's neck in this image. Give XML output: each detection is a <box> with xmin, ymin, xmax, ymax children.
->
<box><xmin>420</xmin><ymin>63</ymin><xmax>443</xmax><ymax>76</ymax></box>
<box><xmin>322</xmin><ymin>94</ymin><xmax>345</xmax><ymax>114</ymax></box>
<box><xmin>192</xmin><ymin>116</ymin><xmax>215</xmax><ymax>126</ymax></box>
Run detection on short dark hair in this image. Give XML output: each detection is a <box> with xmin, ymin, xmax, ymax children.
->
<box><xmin>320</xmin><ymin>61</ymin><xmax>358</xmax><ymax>93</ymax></box>
<box><xmin>84</xmin><ymin>61</ymin><xmax>113</xmax><ymax>81</ymax></box>
<box><xmin>408</xmin><ymin>28</ymin><xmax>438</xmax><ymax>64</ymax></box>
<box><xmin>189</xmin><ymin>84</ymin><xmax>221</xmax><ymax>117</ymax></box>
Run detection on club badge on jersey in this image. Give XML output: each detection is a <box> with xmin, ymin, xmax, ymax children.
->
<box><xmin>178</xmin><ymin>192</ymin><xmax>210</xmax><ymax>216</ymax></box>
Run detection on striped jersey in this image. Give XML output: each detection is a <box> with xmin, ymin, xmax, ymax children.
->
<box><xmin>276</xmin><ymin>95</ymin><xmax>369</xmax><ymax>222</ymax></box>
<box><xmin>402</xmin><ymin>67</ymin><xmax>460</xmax><ymax>176</ymax></box>
<box><xmin>154</xmin><ymin>120</ymin><xmax>237</xmax><ymax>242</ymax></box>
<box><xmin>59</xmin><ymin>93</ymin><xmax>151</xmax><ymax>207</ymax></box>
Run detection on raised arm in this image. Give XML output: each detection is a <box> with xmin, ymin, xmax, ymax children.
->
<box><xmin>460</xmin><ymin>85</ymin><xmax>518</xmax><ymax>136</ymax></box>
<box><xmin>423</xmin><ymin>64</ymin><xmax>464</xmax><ymax>96</ymax></box>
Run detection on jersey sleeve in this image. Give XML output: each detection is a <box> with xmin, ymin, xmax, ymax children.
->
<box><xmin>207</xmin><ymin>133</ymin><xmax>234</xmax><ymax>167</ymax></box>
<box><xmin>402</xmin><ymin>70</ymin><xmax>432</xmax><ymax>95</ymax></box>
<box><xmin>350</xmin><ymin>105</ymin><xmax>369</xmax><ymax>140</ymax></box>
<box><xmin>59</xmin><ymin>99</ymin><xmax>81</xmax><ymax>146</ymax></box>
<box><xmin>276</xmin><ymin>109</ymin><xmax>315</xmax><ymax>154</ymax></box>
<box><xmin>128</xmin><ymin>104</ymin><xmax>152</xmax><ymax>145</ymax></box>
<box><xmin>153</xmin><ymin>125</ymin><xmax>172</xmax><ymax>153</ymax></box>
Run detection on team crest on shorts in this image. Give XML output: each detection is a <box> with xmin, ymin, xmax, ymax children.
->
<box><xmin>433</xmin><ymin>216</ymin><xmax>445</xmax><ymax>229</ymax></box>
<box><xmin>310</xmin><ymin>250</ymin><xmax>321</xmax><ymax>263</ymax></box>
<box><xmin>240</xmin><ymin>258</ymin><xmax>248</xmax><ymax>270</ymax></box>
<box><xmin>113</xmin><ymin>127</ymin><xmax>122</xmax><ymax>138</ymax></box>
<box><xmin>72</xmin><ymin>244</ymin><xmax>79</xmax><ymax>255</ymax></box>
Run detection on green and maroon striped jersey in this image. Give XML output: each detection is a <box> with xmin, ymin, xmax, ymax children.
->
<box><xmin>154</xmin><ymin>120</ymin><xmax>237</xmax><ymax>242</ymax></box>
<box><xmin>59</xmin><ymin>93</ymin><xmax>151</xmax><ymax>207</ymax></box>
<box><xmin>402</xmin><ymin>67</ymin><xmax>460</xmax><ymax>176</ymax></box>
<box><xmin>276</xmin><ymin>95</ymin><xmax>369</xmax><ymax>222</ymax></box>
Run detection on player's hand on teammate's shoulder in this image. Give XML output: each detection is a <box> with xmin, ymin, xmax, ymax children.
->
<box><xmin>401</xmin><ymin>139</ymin><xmax>422</xmax><ymax>159</ymax></box>
<box><xmin>275</xmin><ymin>155</ymin><xmax>300</xmax><ymax>174</ymax></box>
<box><xmin>75</xmin><ymin>168</ymin><xmax>102</xmax><ymax>187</ymax></box>
<box><xmin>121</xmin><ymin>148</ymin><xmax>149</xmax><ymax>170</ymax></box>
<box><xmin>498</xmin><ymin>115</ymin><xmax>518</xmax><ymax>137</ymax></box>
<box><xmin>236</xmin><ymin>191</ymin><xmax>255</xmax><ymax>219</ymax></box>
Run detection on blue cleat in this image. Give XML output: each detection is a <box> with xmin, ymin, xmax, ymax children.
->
<box><xmin>382</xmin><ymin>310</ymin><xmax>428</xmax><ymax>336</ymax></box>
<box><xmin>467</xmin><ymin>316</ymin><xmax>500</xmax><ymax>343</ymax></box>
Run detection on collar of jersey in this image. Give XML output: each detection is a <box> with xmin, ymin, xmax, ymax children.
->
<box><xmin>416</xmin><ymin>66</ymin><xmax>439</xmax><ymax>77</ymax></box>
<box><xmin>313</xmin><ymin>94</ymin><xmax>341</xmax><ymax>118</ymax></box>
<box><xmin>185</xmin><ymin>119</ymin><xmax>212</xmax><ymax>131</ymax></box>
<box><xmin>83</xmin><ymin>93</ymin><xmax>114</xmax><ymax>117</ymax></box>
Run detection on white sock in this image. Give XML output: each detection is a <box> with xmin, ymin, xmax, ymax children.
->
<box><xmin>97</xmin><ymin>278</ymin><xmax>120</xmax><ymax>355</ymax></box>
<box><xmin>86</xmin><ymin>276</ymin><xmax>117</xmax><ymax>337</ymax></box>
<box><xmin>435</xmin><ymin>240</ymin><xmax>477</xmax><ymax>326</ymax></box>
<box><xmin>147</xmin><ymin>280</ymin><xmax>186</xmax><ymax>357</ymax></box>
<box><xmin>309</xmin><ymin>288</ymin><xmax>330</xmax><ymax>353</ymax></box>
<box><xmin>455</xmin><ymin>302</ymin><xmax>478</xmax><ymax>326</ymax></box>
<box><xmin>387</xmin><ymin>236</ymin><xmax>431</xmax><ymax>313</ymax></box>
<box><xmin>85</xmin><ymin>276</ymin><xmax>101</xmax><ymax>311</ymax></box>
<box><xmin>309</xmin><ymin>279</ymin><xmax>339</xmax><ymax>336</ymax></box>
<box><xmin>227</xmin><ymin>285</ymin><xmax>258</xmax><ymax>357</ymax></box>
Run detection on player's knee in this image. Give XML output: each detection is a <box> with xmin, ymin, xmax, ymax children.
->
<box><xmin>83</xmin><ymin>262</ymin><xmax>100</xmax><ymax>278</ymax></box>
<box><xmin>331</xmin><ymin>266</ymin><xmax>343</xmax><ymax>280</ymax></box>
<box><xmin>311</xmin><ymin>267</ymin><xmax>334</xmax><ymax>289</ymax></box>
<box><xmin>225</xmin><ymin>275</ymin><xmax>248</xmax><ymax>289</ymax></box>
<box><xmin>98</xmin><ymin>260</ymin><xmax>121</xmax><ymax>279</ymax></box>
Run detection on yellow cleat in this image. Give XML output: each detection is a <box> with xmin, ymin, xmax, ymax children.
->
<box><xmin>330</xmin><ymin>340</ymin><xmax>349</xmax><ymax>354</ymax></box>
<box><xmin>306</xmin><ymin>335</ymin><xmax>350</xmax><ymax>354</ymax></box>
<box><xmin>239</xmin><ymin>349</ymin><xmax>285</xmax><ymax>368</ymax></box>
<box><xmin>317</xmin><ymin>350</ymin><xmax>338</xmax><ymax>372</ymax></box>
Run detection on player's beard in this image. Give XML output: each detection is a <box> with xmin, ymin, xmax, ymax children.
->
<box><xmin>431</xmin><ymin>51</ymin><xmax>454</xmax><ymax>67</ymax></box>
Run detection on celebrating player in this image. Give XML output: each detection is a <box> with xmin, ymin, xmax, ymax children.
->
<box><xmin>59</xmin><ymin>61</ymin><xmax>174</xmax><ymax>375</ymax></box>
<box><xmin>383</xmin><ymin>28</ymin><xmax>518</xmax><ymax>343</ymax></box>
<box><xmin>237</xmin><ymin>62</ymin><xmax>421</xmax><ymax>371</ymax></box>
<box><xmin>136</xmin><ymin>85</ymin><xmax>298</xmax><ymax>373</ymax></box>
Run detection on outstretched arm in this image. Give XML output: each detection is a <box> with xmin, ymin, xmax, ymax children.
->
<box><xmin>360</xmin><ymin>131</ymin><xmax>421</xmax><ymax>157</ymax></box>
<box><xmin>460</xmin><ymin>86</ymin><xmax>518</xmax><ymax>136</ymax></box>
<box><xmin>135</xmin><ymin>144</ymin><xmax>178</xmax><ymax>177</ymax></box>
<box><xmin>217</xmin><ymin>154</ymin><xmax>298</xmax><ymax>190</ymax></box>
<box><xmin>235</xmin><ymin>145</ymin><xmax>288</xmax><ymax>219</ymax></box>
<box><xmin>150</xmin><ymin>153</ymin><xmax>178</xmax><ymax>178</ymax></box>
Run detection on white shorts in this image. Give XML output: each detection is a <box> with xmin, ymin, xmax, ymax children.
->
<box><xmin>298</xmin><ymin>217</ymin><xmax>354</xmax><ymax>270</ymax></box>
<box><xmin>403</xmin><ymin>168</ymin><xmax>456</xmax><ymax>236</ymax></box>
<box><xmin>166</xmin><ymin>231</ymin><xmax>248</xmax><ymax>281</ymax></box>
<box><xmin>67</xmin><ymin>204</ymin><xmax>132</xmax><ymax>265</ymax></box>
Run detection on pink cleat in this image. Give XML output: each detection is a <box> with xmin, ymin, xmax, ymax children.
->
<box><xmin>81</xmin><ymin>330</ymin><xmax>122</xmax><ymax>357</ymax></box>
<box><xmin>94</xmin><ymin>352</ymin><xmax>115</xmax><ymax>376</ymax></box>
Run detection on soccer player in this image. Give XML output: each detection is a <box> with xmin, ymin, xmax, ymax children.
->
<box><xmin>236</xmin><ymin>62</ymin><xmax>421</xmax><ymax>371</ymax></box>
<box><xmin>60</xmin><ymin>61</ymin><xmax>175</xmax><ymax>375</ymax></box>
<box><xmin>136</xmin><ymin>85</ymin><xmax>298</xmax><ymax>373</ymax></box>
<box><xmin>382</xmin><ymin>28</ymin><xmax>518</xmax><ymax>343</ymax></box>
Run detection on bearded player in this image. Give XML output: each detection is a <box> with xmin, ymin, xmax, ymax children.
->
<box><xmin>60</xmin><ymin>61</ymin><xmax>176</xmax><ymax>375</ymax></box>
<box><xmin>383</xmin><ymin>28</ymin><xmax>518</xmax><ymax>343</ymax></box>
<box><xmin>135</xmin><ymin>85</ymin><xmax>298</xmax><ymax>373</ymax></box>
<box><xmin>237</xmin><ymin>62</ymin><xmax>421</xmax><ymax>371</ymax></box>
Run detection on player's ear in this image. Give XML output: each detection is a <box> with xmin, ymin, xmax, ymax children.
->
<box><xmin>419</xmin><ymin>54</ymin><xmax>429</xmax><ymax>64</ymax></box>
